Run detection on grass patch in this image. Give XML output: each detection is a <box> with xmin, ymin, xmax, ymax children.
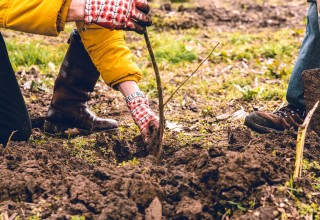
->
<box><xmin>153</xmin><ymin>35</ymin><xmax>198</xmax><ymax>64</ymax></box>
<box><xmin>64</xmin><ymin>137</ymin><xmax>98</xmax><ymax>164</ymax></box>
<box><xmin>6</xmin><ymin>39</ymin><xmax>67</xmax><ymax>75</ymax></box>
<box><xmin>125</xmin><ymin>28</ymin><xmax>302</xmax><ymax>103</ymax></box>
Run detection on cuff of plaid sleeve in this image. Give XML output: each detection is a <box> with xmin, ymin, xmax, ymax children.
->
<box><xmin>125</xmin><ymin>91</ymin><xmax>146</xmax><ymax>103</ymax></box>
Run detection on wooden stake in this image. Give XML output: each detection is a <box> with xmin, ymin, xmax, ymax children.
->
<box><xmin>293</xmin><ymin>100</ymin><xmax>319</xmax><ymax>179</ymax></box>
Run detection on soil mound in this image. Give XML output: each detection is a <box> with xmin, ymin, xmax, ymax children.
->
<box><xmin>1</xmin><ymin>128</ymin><xmax>319</xmax><ymax>219</ymax></box>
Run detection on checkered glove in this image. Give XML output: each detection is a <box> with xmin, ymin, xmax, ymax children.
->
<box><xmin>126</xmin><ymin>92</ymin><xmax>159</xmax><ymax>145</ymax></box>
<box><xmin>84</xmin><ymin>0</ymin><xmax>152</xmax><ymax>34</ymax></box>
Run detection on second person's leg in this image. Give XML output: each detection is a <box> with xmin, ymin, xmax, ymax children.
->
<box><xmin>286</xmin><ymin>1</ymin><xmax>320</xmax><ymax>109</ymax></box>
<box><xmin>245</xmin><ymin>2</ymin><xmax>320</xmax><ymax>133</ymax></box>
<box><xmin>0</xmin><ymin>33</ymin><xmax>31</xmax><ymax>145</ymax></box>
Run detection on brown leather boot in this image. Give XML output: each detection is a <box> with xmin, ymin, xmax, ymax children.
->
<box><xmin>244</xmin><ymin>104</ymin><xmax>306</xmax><ymax>133</ymax></box>
<box><xmin>44</xmin><ymin>30</ymin><xmax>118</xmax><ymax>136</ymax></box>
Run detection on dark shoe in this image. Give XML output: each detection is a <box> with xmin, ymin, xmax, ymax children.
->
<box><xmin>45</xmin><ymin>105</ymin><xmax>118</xmax><ymax>136</ymax></box>
<box><xmin>244</xmin><ymin>105</ymin><xmax>306</xmax><ymax>133</ymax></box>
<box><xmin>44</xmin><ymin>30</ymin><xmax>118</xmax><ymax>136</ymax></box>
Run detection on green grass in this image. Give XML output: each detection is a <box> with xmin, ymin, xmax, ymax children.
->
<box><xmin>118</xmin><ymin>157</ymin><xmax>140</xmax><ymax>167</ymax></box>
<box><xmin>3</xmin><ymin>25</ymin><xmax>302</xmax><ymax>104</ymax></box>
<box><xmin>65</xmin><ymin>136</ymin><xmax>98</xmax><ymax>164</ymax></box>
<box><xmin>303</xmin><ymin>160</ymin><xmax>320</xmax><ymax>192</ymax></box>
<box><xmin>152</xmin><ymin>33</ymin><xmax>198</xmax><ymax>65</ymax></box>
<box><xmin>6</xmin><ymin>39</ymin><xmax>67</xmax><ymax>75</ymax></box>
<box><xmin>143</xmin><ymin>28</ymin><xmax>300</xmax><ymax>103</ymax></box>
<box><xmin>155</xmin><ymin>42</ymin><xmax>198</xmax><ymax>64</ymax></box>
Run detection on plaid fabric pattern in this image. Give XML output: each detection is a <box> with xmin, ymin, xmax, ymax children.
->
<box><xmin>84</xmin><ymin>0</ymin><xmax>148</xmax><ymax>30</ymax></box>
<box><xmin>127</xmin><ymin>94</ymin><xmax>159</xmax><ymax>143</ymax></box>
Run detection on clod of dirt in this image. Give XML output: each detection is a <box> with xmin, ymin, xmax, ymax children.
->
<box><xmin>302</xmin><ymin>68</ymin><xmax>320</xmax><ymax>136</ymax></box>
<box><xmin>145</xmin><ymin>197</ymin><xmax>162</xmax><ymax>220</ymax></box>
<box><xmin>175</xmin><ymin>196</ymin><xmax>203</xmax><ymax>218</ymax></box>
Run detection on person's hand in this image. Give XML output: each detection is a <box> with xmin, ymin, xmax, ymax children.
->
<box><xmin>126</xmin><ymin>92</ymin><xmax>159</xmax><ymax>145</ymax></box>
<box><xmin>84</xmin><ymin>0</ymin><xmax>152</xmax><ymax>34</ymax></box>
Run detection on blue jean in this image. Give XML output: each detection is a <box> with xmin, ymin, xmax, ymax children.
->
<box><xmin>286</xmin><ymin>2</ymin><xmax>320</xmax><ymax>110</ymax></box>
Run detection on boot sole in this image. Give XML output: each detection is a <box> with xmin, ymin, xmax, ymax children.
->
<box><xmin>244</xmin><ymin>118</ymin><xmax>273</xmax><ymax>134</ymax></box>
<box><xmin>244</xmin><ymin>115</ymin><xmax>285</xmax><ymax>134</ymax></box>
<box><xmin>44</xmin><ymin>120</ymin><xmax>119</xmax><ymax>138</ymax></box>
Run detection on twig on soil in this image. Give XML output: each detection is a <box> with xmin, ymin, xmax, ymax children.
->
<box><xmin>6</xmin><ymin>130</ymin><xmax>17</xmax><ymax>146</ymax></box>
<box><xmin>293</xmin><ymin>100</ymin><xmax>319</xmax><ymax>179</ymax></box>
<box><xmin>164</xmin><ymin>42</ymin><xmax>219</xmax><ymax>106</ymax></box>
<box><xmin>144</xmin><ymin>30</ymin><xmax>164</xmax><ymax>161</ymax></box>
<box><xmin>2</xmin><ymin>130</ymin><xmax>17</xmax><ymax>153</ymax></box>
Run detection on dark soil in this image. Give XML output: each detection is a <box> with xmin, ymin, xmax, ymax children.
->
<box><xmin>1</xmin><ymin>0</ymin><xmax>320</xmax><ymax>219</ymax></box>
<box><xmin>152</xmin><ymin>0</ymin><xmax>307</xmax><ymax>31</ymax></box>
<box><xmin>303</xmin><ymin>68</ymin><xmax>320</xmax><ymax>136</ymax></box>
<box><xmin>1</xmin><ymin>121</ymin><xmax>320</xmax><ymax>219</ymax></box>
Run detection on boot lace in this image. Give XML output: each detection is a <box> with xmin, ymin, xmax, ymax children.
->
<box><xmin>274</xmin><ymin>105</ymin><xmax>306</xmax><ymax>120</ymax></box>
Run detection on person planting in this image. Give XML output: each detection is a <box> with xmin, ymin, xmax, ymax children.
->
<box><xmin>0</xmin><ymin>0</ymin><xmax>159</xmax><ymax>146</ymax></box>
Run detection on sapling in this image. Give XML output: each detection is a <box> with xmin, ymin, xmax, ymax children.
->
<box><xmin>143</xmin><ymin>30</ymin><xmax>219</xmax><ymax>161</ymax></box>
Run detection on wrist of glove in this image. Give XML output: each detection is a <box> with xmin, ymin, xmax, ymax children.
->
<box><xmin>126</xmin><ymin>92</ymin><xmax>159</xmax><ymax>145</ymax></box>
<box><xmin>84</xmin><ymin>0</ymin><xmax>152</xmax><ymax>34</ymax></box>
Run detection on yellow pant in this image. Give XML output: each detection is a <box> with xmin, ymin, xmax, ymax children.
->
<box><xmin>76</xmin><ymin>23</ymin><xmax>142</xmax><ymax>88</ymax></box>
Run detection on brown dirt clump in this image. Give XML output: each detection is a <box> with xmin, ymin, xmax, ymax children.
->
<box><xmin>303</xmin><ymin>68</ymin><xmax>320</xmax><ymax>136</ymax></box>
